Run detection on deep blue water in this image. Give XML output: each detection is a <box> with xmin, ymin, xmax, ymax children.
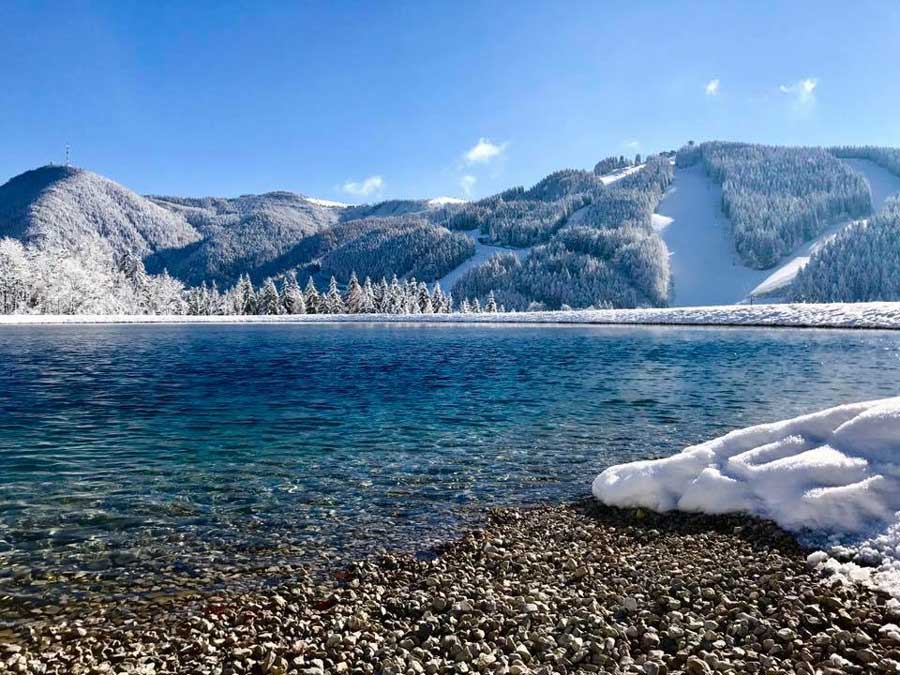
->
<box><xmin>1</xmin><ymin>324</ymin><xmax>899</xmax><ymax>601</ymax></box>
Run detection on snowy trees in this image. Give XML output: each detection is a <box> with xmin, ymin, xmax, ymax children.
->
<box><xmin>0</xmin><ymin>238</ymin><xmax>30</xmax><ymax>313</ymax></box>
<box><xmin>0</xmin><ymin>237</ymin><xmax>192</xmax><ymax>315</ymax></box>
<box><xmin>593</xmin><ymin>156</ymin><xmax>633</xmax><ymax>176</ymax></box>
<box><xmin>677</xmin><ymin>142</ymin><xmax>872</xmax><ymax>268</ymax></box>
<box><xmin>793</xmin><ymin>198</ymin><xmax>900</xmax><ymax>302</ymax></box>
<box><xmin>449</xmin><ymin>157</ymin><xmax>674</xmax><ymax>310</ymax></box>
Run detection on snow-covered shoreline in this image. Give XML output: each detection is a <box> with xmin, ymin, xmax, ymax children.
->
<box><xmin>4</xmin><ymin>301</ymin><xmax>900</xmax><ymax>329</ymax></box>
<box><xmin>594</xmin><ymin>397</ymin><xmax>900</xmax><ymax>597</ymax></box>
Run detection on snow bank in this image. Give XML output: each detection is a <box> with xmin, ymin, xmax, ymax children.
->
<box><xmin>593</xmin><ymin>397</ymin><xmax>900</xmax><ymax>596</ymax></box>
<box><xmin>5</xmin><ymin>302</ymin><xmax>900</xmax><ymax>329</ymax></box>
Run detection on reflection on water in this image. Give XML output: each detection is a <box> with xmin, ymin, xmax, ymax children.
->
<box><xmin>0</xmin><ymin>323</ymin><xmax>898</xmax><ymax>602</ymax></box>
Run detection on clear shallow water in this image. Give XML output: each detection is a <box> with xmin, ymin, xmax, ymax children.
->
<box><xmin>1</xmin><ymin>324</ymin><xmax>899</xmax><ymax>604</ymax></box>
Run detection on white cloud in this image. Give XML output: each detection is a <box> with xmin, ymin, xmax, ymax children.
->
<box><xmin>460</xmin><ymin>175</ymin><xmax>477</xmax><ymax>196</ymax></box>
<box><xmin>341</xmin><ymin>175</ymin><xmax>384</xmax><ymax>197</ymax></box>
<box><xmin>464</xmin><ymin>137</ymin><xmax>507</xmax><ymax>164</ymax></box>
<box><xmin>705</xmin><ymin>78</ymin><xmax>720</xmax><ymax>96</ymax></box>
<box><xmin>623</xmin><ymin>140</ymin><xmax>641</xmax><ymax>150</ymax></box>
<box><xmin>779</xmin><ymin>78</ymin><xmax>818</xmax><ymax>106</ymax></box>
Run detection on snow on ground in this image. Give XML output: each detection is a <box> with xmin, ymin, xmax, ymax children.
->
<box><xmin>303</xmin><ymin>196</ymin><xmax>352</xmax><ymax>208</ymax></box>
<box><xmin>749</xmin><ymin>158</ymin><xmax>900</xmax><ymax>299</ymax></box>
<box><xmin>593</xmin><ymin>397</ymin><xmax>900</xmax><ymax>597</ymax></box>
<box><xmin>436</xmin><ymin>228</ymin><xmax>531</xmax><ymax>292</ymax></box>
<box><xmin>654</xmin><ymin>164</ymin><xmax>768</xmax><ymax>306</ymax></box>
<box><xmin>598</xmin><ymin>163</ymin><xmax>644</xmax><ymax>185</ymax></box>
<box><xmin>428</xmin><ymin>196</ymin><xmax>467</xmax><ymax>207</ymax></box>
<box><xmin>843</xmin><ymin>158</ymin><xmax>900</xmax><ymax>210</ymax></box>
<box><xmin>749</xmin><ymin>221</ymin><xmax>852</xmax><ymax>298</ymax></box>
<box><xmin>5</xmin><ymin>302</ymin><xmax>900</xmax><ymax>329</ymax></box>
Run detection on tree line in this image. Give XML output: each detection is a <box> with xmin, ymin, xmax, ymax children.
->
<box><xmin>0</xmin><ymin>237</ymin><xmax>504</xmax><ymax>316</ymax></box>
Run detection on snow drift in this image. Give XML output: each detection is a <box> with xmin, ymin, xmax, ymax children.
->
<box><xmin>593</xmin><ymin>397</ymin><xmax>900</xmax><ymax>595</ymax></box>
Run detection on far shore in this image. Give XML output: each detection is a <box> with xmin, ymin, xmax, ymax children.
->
<box><xmin>2</xmin><ymin>301</ymin><xmax>900</xmax><ymax>330</ymax></box>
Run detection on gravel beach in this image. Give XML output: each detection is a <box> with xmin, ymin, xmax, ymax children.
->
<box><xmin>3</xmin><ymin>501</ymin><xmax>900</xmax><ymax>674</ymax></box>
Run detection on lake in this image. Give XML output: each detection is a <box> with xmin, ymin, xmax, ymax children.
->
<box><xmin>1</xmin><ymin>323</ymin><xmax>898</xmax><ymax>607</ymax></box>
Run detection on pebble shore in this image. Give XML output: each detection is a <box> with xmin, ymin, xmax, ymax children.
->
<box><xmin>3</xmin><ymin>500</ymin><xmax>900</xmax><ymax>674</ymax></box>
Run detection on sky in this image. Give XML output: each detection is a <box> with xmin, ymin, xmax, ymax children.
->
<box><xmin>2</xmin><ymin>1</ymin><xmax>899</xmax><ymax>201</ymax></box>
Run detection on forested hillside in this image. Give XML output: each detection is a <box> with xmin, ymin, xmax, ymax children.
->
<box><xmin>793</xmin><ymin>198</ymin><xmax>900</xmax><ymax>302</ymax></box>
<box><xmin>255</xmin><ymin>215</ymin><xmax>474</xmax><ymax>285</ymax></box>
<box><xmin>4</xmin><ymin>139</ymin><xmax>900</xmax><ymax>314</ymax></box>
<box><xmin>677</xmin><ymin>142</ymin><xmax>872</xmax><ymax>268</ymax></box>
<box><xmin>450</xmin><ymin>156</ymin><xmax>674</xmax><ymax>310</ymax></box>
<box><xmin>144</xmin><ymin>191</ymin><xmax>342</xmax><ymax>285</ymax></box>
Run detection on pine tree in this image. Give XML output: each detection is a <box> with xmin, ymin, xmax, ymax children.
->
<box><xmin>304</xmin><ymin>278</ymin><xmax>321</xmax><ymax>314</ymax></box>
<box><xmin>485</xmin><ymin>290</ymin><xmax>498</xmax><ymax>313</ymax></box>
<box><xmin>431</xmin><ymin>283</ymin><xmax>446</xmax><ymax>313</ymax></box>
<box><xmin>472</xmin><ymin>298</ymin><xmax>482</xmax><ymax>313</ymax></box>
<box><xmin>417</xmin><ymin>282</ymin><xmax>432</xmax><ymax>313</ymax></box>
<box><xmin>405</xmin><ymin>278</ymin><xmax>420</xmax><ymax>313</ymax></box>
<box><xmin>375</xmin><ymin>277</ymin><xmax>390</xmax><ymax>312</ymax></box>
<box><xmin>360</xmin><ymin>277</ymin><xmax>377</xmax><ymax>313</ymax></box>
<box><xmin>281</xmin><ymin>275</ymin><xmax>306</xmax><ymax>314</ymax></box>
<box><xmin>388</xmin><ymin>275</ymin><xmax>404</xmax><ymax>314</ymax></box>
<box><xmin>323</xmin><ymin>276</ymin><xmax>346</xmax><ymax>314</ymax></box>
<box><xmin>186</xmin><ymin>283</ymin><xmax>209</xmax><ymax>315</ymax></box>
<box><xmin>259</xmin><ymin>278</ymin><xmax>282</xmax><ymax>315</ymax></box>
<box><xmin>240</xmin><ymin>275</ymin><xmax>257</xmax><ymax>315</ymax></box>
<box><xmin>344</xmin><ymin>272</ymin><xmax>366</xmax><ymax>313</ymax></box>
<box><xmin>460</xmin><ymin>297</ymin><xmax>471</xmax><ymax>313</ymax></box>
<box><xmin>208</xmin><ymin>281</ymin><xmax>223</xmax><ymax>315</ymax></box>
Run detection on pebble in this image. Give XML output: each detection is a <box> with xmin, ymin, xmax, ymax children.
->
<box><xmin>3</xmin><ymin>500</ymin><xmax>898</xmax><ymax>674</ymax></box>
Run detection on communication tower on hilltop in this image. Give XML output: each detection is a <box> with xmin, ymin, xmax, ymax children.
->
<box><xmin>65</xmin><ymin>144</ymin><xmax>71</xmax><ymax>168</ymax></box>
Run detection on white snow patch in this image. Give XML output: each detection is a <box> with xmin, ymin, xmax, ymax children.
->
<box><xmin>303</xmin><ymin>196</ymin><xmax>352</xmax><ymax>208</ymax></box>
<box><xmin>598</xmin><ymin>164</ymin><xmax>644</xmax><ymax>185</ymax></box>
<box><xmin>593</xmin><ymin>397</ymin><xmax>900</xmax><ymax>596</ymax></box>
<box><xmin>428</xmin><ymin>196</ymin><xmax>468</xmax><ymax>207</ymax></box>
<box><xmin>5</xmin><ymin>302</ymin><xmax>900</xmax><ymax>329</ymax></box>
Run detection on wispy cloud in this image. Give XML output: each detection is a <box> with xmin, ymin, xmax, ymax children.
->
<box><xmin>623</xmin><ymin>140</ymin><xmax>640</xmax><ymax>151</ymax></box>
<box><xmin>464</xmin><ymin>137</ymin><xmax>507</xmax><ymax>164</ymax></box>
<box><xmin>779</xmin><ymin>78</ymin><xmax>818</xmax><ymax>107</ymax></box>
<box><xmin>341</xmin><ymin>175</ymin><xmax>384</xmax><ymax>197</ymax></box>
<box><xmin>705</xmin><ymin>78</ymin><xmax>720</xmax><ymax>96</ymax></box>
<box><xmin>460</xmin><ymin>175</ymin><xmax>476</xmax><ymax>197</ymax></box>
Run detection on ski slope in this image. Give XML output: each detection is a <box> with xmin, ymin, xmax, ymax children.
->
<box><xmin>597</xmin><ymin>163</ymin><xmax>644</xmax><ymax>185</ymax></box>
<box><xmin>657</xmin><ymin>159</ymin><xmax>900</xmax><ymax>306</ymax></box>
<box><xmin>436</xmin><ymin>229</ymin><xmax>530</xmax><ymax>293</ymax></box>
<box><xmin>750</xmin><ymin>158</ymin><xmax>900</xmax><ymax>299</ymax></box>
<box><xmin>653</xmin><ymin>164</ymin><xmax>768</xmax><ymax>306</ymax></box>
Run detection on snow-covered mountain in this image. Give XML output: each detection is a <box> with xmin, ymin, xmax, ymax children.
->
<box><xmin>4</xmin><ymin>142</ymin><xmax>900</xmax><ymax>308</ymax></box>
<box><xmin>144</xmin><ymin>191</ymin><xmax>345</xmax><ymax>285</ymax></box>
<box><xmin>0</xmin><ymin>165</ymin><xmax>201</xmax><ymax>257</ymax></box>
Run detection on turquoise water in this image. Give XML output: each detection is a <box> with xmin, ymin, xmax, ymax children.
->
<box><xmin>1</xmin><ymin>324</ymin><xmax>899</xmax><ymax>602</ymax></box>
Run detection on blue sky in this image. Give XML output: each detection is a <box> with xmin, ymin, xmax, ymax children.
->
<box><xmin>2</xmin><ymin>1</ymin><xmax>899</xmax><ymax>201</ymax></box>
